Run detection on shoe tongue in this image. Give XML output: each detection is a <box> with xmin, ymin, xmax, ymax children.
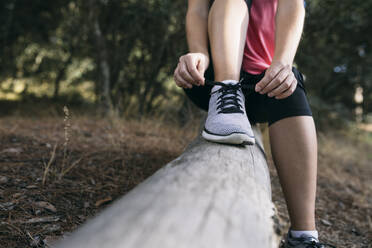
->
<box><xmin>222</xmin><ymin>79</ymin><xmax>239</xmax><ymax>85</ymax></box>
<box><xmin>211</xmin><ymin>80</ymin><xmax>239</xmax><ymax>92</ymax></box>
<box><xmin>212</xmin><ymin>80</ymin><xmax>243</xmax><ymax>112</ymax></box>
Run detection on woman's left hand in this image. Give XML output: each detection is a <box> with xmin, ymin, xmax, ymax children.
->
<box><xmin>255</xmin><ymin>61</ymin><xmax>298</xmax><ymax>99</ymax></box>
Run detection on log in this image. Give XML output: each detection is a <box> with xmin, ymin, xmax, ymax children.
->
<box><xmin>54</xmin><ymin>124</ymin><xmax>279</xmax><ymax>248</ymax></box>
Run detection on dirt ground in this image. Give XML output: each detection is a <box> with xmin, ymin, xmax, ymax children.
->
<box><xmin>0</xmin><ymin>115</ymin><xmax>371</xmax><ymax>247</ymax></box>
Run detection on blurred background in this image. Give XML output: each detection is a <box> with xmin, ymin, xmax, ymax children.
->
<box><xmin>0</xmin><ymin>1</ymin><xmax>371</xmax><ymax>247</ymax></box>
<box><xmin>0</xmin><ymin>0</ymin><xmax>371</xmax><ymax>128</ymax></box>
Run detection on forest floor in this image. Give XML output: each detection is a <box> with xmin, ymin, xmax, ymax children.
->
<box><xmin>0</xmin><ymin>114</ymin><xmax>371</xmax><ymax>248</ymax></box>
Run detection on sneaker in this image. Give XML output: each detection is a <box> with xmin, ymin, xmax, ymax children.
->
<box><xmin>202</xmin><ymin>79</ymin><xmax>255</xmax><ymax>145</ymax></box>
<box><xmin>281</xmin><ymin>231</ymin><xmax>336</xmax><ymax>248</ymax></box>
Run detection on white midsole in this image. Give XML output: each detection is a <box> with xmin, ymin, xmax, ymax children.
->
<box><xmin>202</xmin><ymin>130</ymin><xmax>255</xmax><ymax>145</ymax></box>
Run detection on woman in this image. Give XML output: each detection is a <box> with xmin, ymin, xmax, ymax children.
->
<box><xmin>173</xmin><ymin>0</ymin><xmax>335</xmax><ymax>247</ymax></box>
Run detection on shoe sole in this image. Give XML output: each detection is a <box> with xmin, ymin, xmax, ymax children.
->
<box><xmin>202</xmin><ymin>130</ymin><xmax>255</xmax><ymax>145</ymax></box>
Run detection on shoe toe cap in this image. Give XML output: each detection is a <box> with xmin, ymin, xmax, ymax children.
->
<box><xmin>205</xmin><ymin>122</ymin><xmax>254</xmax><ymax>137</ymax></box>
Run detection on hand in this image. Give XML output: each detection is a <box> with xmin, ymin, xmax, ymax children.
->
<box><xmin>173</xmin><ymin>52</ymin><xmax>209</xmax><ymax>89</ymax></box>
<box><xmin>255</xmin><ymin>62</ymin><xmax>297</xmax><ymax>99</ymax></box>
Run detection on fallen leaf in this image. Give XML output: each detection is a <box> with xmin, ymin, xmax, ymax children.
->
<box><xmin>0</xmin><ymin>202</ymin><xmax>15</xmax><ymax>210</ymax></box>
<box><xmin>42</xmin><ymin>223</ymin><xmax>61</xmax><ymax>232</ymax></box>
<box><xmin>321</xmin><ymin>219</ymin><xmax>332</xmax><ymax>226</ymax></box>
<box><xmin>12</xmin><ymin>192</ymin><xmax>23</xmax><ymax>198</ymax></box>
<box><xmin>34</xmin><ymin>201</ymin><xmax>57</xmax><ymax>213</ymax></box>
<box><xmin>95</xmin><ymin>196</ymin><xmax>112</xmax><ymax>207</ymax></box>
<box><xmin>0</xmin><ymin>176</ymin><xmax>9</xmax><ymax>184</ymax></box>
<box><xmin>1</xmin><ymin>147</ymin><xmax>22</xmax><ymax>154</ymax></box>
<box><xmin>12</xmin><ymin>216</ymin><xmax>60</xmax><ymax>224</ymax></box>
<box><xmin>26</xmin><ymin>185</ymin><xmax>38</xmax><ymax>189</ymax></box>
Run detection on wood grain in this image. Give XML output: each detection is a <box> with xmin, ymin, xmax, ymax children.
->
<box><xmin>54</xmin><ymin>125</ymin><xmax>279</xmax><ymax>248</ymax></box>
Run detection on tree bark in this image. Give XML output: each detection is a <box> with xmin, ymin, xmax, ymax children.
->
<box><xmin>54</xmin><ymin>123</ymin><xmax>279</xmax><ymax>248</ymax></box>
<box><xmin>88</xmin><ymin>0</ymin><xmax>112</xmax><ymax>115</ymax></box>
<box><xmin>53</xmin><ymin>54</ymin><xmax>72</xmax><ymax>99</ymax></box>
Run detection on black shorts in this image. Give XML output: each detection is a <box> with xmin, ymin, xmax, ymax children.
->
<box><xmin>183</xmin><ymin>67</ymin><xmax>313</xmax><ymax>126</ymax></box>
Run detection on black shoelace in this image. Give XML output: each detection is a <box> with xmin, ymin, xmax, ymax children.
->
<box><xmin>205</xmin><ymin>78</ymin><xmax>255</xmax><ymax>114</ymax></box>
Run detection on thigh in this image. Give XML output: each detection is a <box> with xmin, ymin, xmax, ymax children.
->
<box><xmin>266</xmin><ymin>67</ymin><xmax>313</xmax><ymax>126</ymax></box>
<box><xmin>240</xmin><ymin>69</ymin><xmax>268</xmax><ymax>125</ymax></box>
<box><xmin>244</xmin><ymin>91</ymin><xmax>268</xmax><ymax>125</ymax></box>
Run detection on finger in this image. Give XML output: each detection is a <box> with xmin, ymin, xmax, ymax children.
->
<box><xmin>275</xmin><ymin>78</ymin><xmax>297</xmax><ymax>99</ymax></box>
<box><xmin>196</xmin><ymin>59</ymin><xmax>206</xmax><ymax>86</ymax></box>
<box><xmin>255</xmin><ymin>66</ymin><xmax>281</xmax><ymax>92</ymax></box>
<box><xmin>260</xmin><ymin>67</ymin><xmax>291</xmax><ymax>94</ymax></box>
<box><xmin>174</xmin><ymin>66</ymin><xmax>193</xmax><ymax>89</ymax></box>
<box><xmin>175</xmin><ymin>74</ymin><xmax>193</xmax><ymax>89</ymax></box>
<box><xmin>255</xmin><ymin>73</ymin><xmax>271</xmax><ymax>92</ymax></box>
<box><xmin>184</xmin><ymin>56</ymin><xmax>204</xmax><ymax>85</ymax></box>
<box><xmin>267</xmin><ymin>74</ymin><xmax>293</xmax><ymax>97</ymax></box>
<box><xmin>179</xmin><ymin>62</ymin><xmax>195</xmax><ymax>84</ymax></box>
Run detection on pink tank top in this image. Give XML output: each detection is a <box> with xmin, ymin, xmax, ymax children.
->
<box><xmin>242</xmin><ymin>0</ymin><xmax>278</xmax><ymax>75</ymax></box>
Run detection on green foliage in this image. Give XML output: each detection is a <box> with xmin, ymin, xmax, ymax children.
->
<box><xmin>1</xmin><ymin>0</ymin><xmax>188</xmax><ymax>117</ymax></box>
<box><xmin>297</xmin><ymin>0</ymin><xmax>372</xmax><ymax>124</ymax></box>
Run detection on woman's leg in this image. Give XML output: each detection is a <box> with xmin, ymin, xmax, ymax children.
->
<box><xmin>269</xmin><ymin>116</ymin><xmax>318</xmax><ymax>230</ymax></box>
<box><xmin>208</xmin><ymin>0</ymin><xmax>249</xmax><ymax>82</ymax></box>
<box><xmin>201</xmin><ymin>0</ymin><xmax>254</xmax><ymax>145</ymax></box>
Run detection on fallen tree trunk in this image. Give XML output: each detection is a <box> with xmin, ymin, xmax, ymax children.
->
<box><xmin>54</xmin><ymin>124</ymin><xmax>279</xmax><ymax>248</ymax></box>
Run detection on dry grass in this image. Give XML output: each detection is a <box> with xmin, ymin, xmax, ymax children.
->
<box><xmin>0</xmin><ymin>115</ymin><xmax>371</xmax><ymax>247</ymax></box>
<box><xmin>0</xmin><ymin>114</ymin><xmax>199</xmax><ymax>247</ymax></box>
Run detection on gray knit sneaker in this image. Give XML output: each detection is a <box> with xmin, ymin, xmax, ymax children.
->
<box><xmin>202</xmin><ymin>79</ymin><xmax>255</xmax><ymax>145</ymax></box>
<box><xmin>281</xmin><ymin>231</ymin><xmax>336</xmax><ymax>248</ymax></box>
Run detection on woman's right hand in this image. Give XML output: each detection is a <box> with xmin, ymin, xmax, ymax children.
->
<box><xmin>173</xmin><ymin>52</ymin><xmax>210</xmax><ymax>89</ymax></box>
